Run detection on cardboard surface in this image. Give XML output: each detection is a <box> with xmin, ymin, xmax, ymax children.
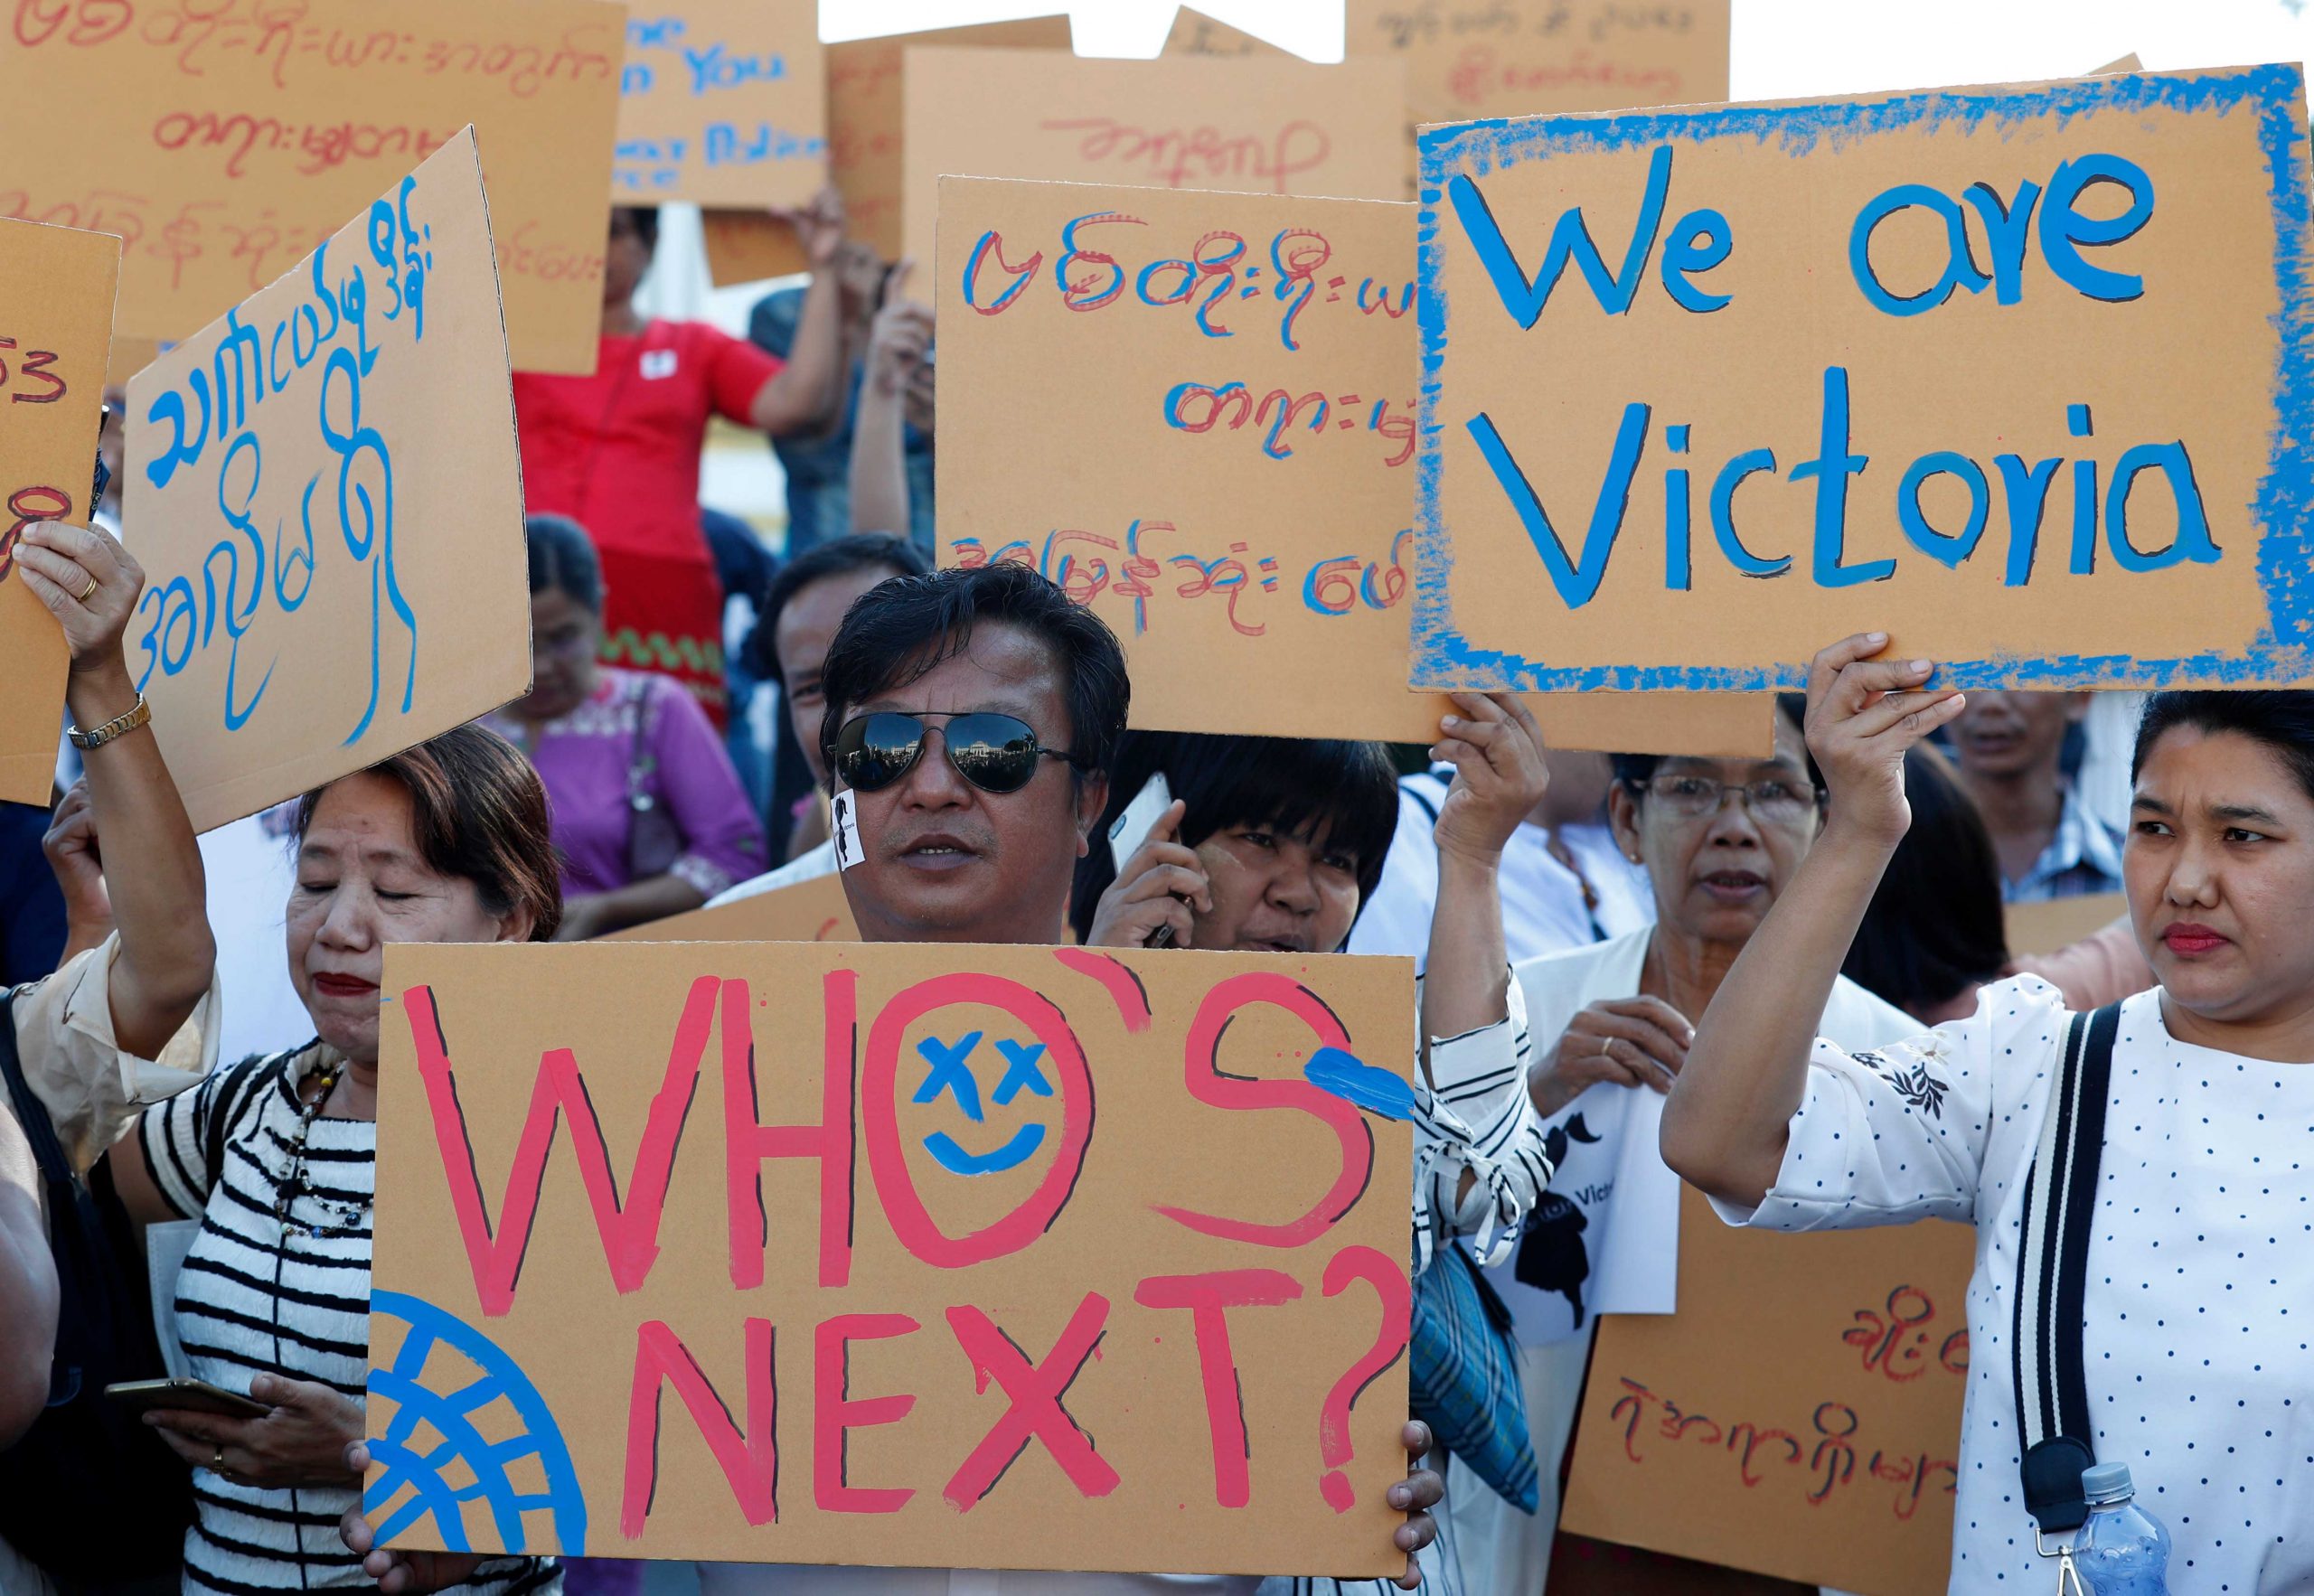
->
<box><xmin>701</xmin><ymin>15</ymin><xmax>1074</xmax><ymax>285</ymax></box>
<box><xmin>902</xmin><ymin>50</ymin><xmax>1406</xmax><ymax>273</ymax></box>
<box><xmin>1349</xmin><ymin>0</ymin><xmax>1730</xmax><ymax>195</ymax></box>
<box><xmin>936</xmin><ymin>174</ymin><xmax>1767</xmax><ymax>754</ymax></box>
<box><xmin>123</xmin><ymin>132</ymin><xmax>532</xmax><ymax>834</ymax></box>
<box><xmin>0</xmin><ymin>221</ymin><xmax>119</xmax><ymax>804</ymax></box>
<box><xmin>615</xmin><ymin>0</ymin><xmax>826</xmax><ymax>206</ymax></box>
<box><xmin>1</xmin><ymin>0</ymin><xmax>623</xmax><ymax>374</ymax></box>
<box><xmin>1415</xmin><ymin>66</ymin><xmax>2314</xmax><ymax>693</ymax></box>
<box><xmin>1162</xmin><ymin>6</ymin><xmax>1301</xmax><ymax>59</ymax></box>
<box><xmin>365</xmin><ymin>939</ymin><xmax>1416</xmax><ymax>1573</ymax></box>
<box><xmin>607</xmin><ymin>869</ymin><xmax>859</xmax><ymax>943</ymax></box>
<box><xmin>2005</xmin><ymin>889</ymin><xmax>2128</xmax><ymax>959</ymax></box>
<box><xmin>1560</xmin><ymin>1187</ymin><xmax>1971</xmax><ymax>1596</ymax></box>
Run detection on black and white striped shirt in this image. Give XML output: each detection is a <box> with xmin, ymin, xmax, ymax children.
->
<box><xmin>138</xmin><ymin>1044</ymin><xmax>559</xmax><ymax>1595</ymax></box>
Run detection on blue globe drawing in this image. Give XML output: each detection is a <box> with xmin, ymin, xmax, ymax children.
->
<box><xmin>364</xmin><ymin>1289</ymin><xmax>589</xmax><ymax>1556</ymax></box>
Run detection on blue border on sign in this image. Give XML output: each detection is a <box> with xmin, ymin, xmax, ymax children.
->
<box><xmin>1411</xmin><ymin>64</ymin><xmax>2314</xmax><ymax>691</ymax></box>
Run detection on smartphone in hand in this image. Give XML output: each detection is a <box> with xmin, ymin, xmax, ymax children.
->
<box><xmin>105</xmin><ymin>1378</ymin><xmax>268</xmax><ymax>1421</ymax></box>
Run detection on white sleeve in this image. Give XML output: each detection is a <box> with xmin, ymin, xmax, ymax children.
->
<box><xmin>1345</xmin><ymin>787</ymin><xmax>1443</xmax><ymax>970</ymax></box>
<box><xmin>1710</xmin><ymin>977</ymin><xmax>2065</xmax><ymax>1235</ymax></box>
<box><xmin>1410</xmin><ymin>973</ymin><xmax>1549</xmax><ymax>1272</ymax></box>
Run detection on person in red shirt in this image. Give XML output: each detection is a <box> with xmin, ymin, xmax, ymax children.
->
<box><xmin>513</xmin><ymin>197</ymin><xmax>849</xmax><ymax>727</ymax></box>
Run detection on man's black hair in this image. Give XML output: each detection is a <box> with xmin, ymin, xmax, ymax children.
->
<box><xmin>1066</xmin><ymin>732</ymin><xmax>1401</xmax><ymax>944</ymax></box>
<box><xmin>1842</xmin><ymin>746</ymin><xmax>2009</xmax><ymax>1015</ymax></box>
<box><xmin>1610</xmin><ymin>693</ymin><xmax>1823</xmax><ymax>797</ymax></box>
<box><xmin>2133</xmin><ymin>690</ymin><xmax>2314</xmax><ymax>804</ymax></box>
<box><xmin>815</xmin><ymin>563</ymin><xmax>1128</xmax><ymax>788</ymax></box>
<box><xmin>747</xmin><ymin>532</ymin><xmax>930</xmax><ymax>686</ymax></box>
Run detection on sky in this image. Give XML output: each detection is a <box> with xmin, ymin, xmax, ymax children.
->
<box><xmin>817</xmin><ymin>0</ymin><xmax>2314</xmax><ymax>93</ymax></box>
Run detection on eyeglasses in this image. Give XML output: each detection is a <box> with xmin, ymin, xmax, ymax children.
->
<box><xmin>832</xmin><ymin>710</ymin><xmax>1077</xmax><ymax>795</ymax></box>
<box><xmin>1638</xmin><ymin>772</ymin><xmax>1820</xmax><ymax>826</ymax></box>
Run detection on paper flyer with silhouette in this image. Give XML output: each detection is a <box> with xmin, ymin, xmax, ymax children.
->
<box><xmin>365</xmin><ymin>939</ymin><xmax>1417</xmax><ymax>1573</ymax></box>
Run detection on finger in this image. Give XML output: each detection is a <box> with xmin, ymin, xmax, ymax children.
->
<box><xmin>1149</xmin><ymin>897</ymin><xmax>1195</xmax><ymax>949</ymax></box>
<box><xmin>1496</xmin><ymin>691</ymin><xmax>1546</xmax><ymax>747</ymax></box>
<box><xmin>1583</xmin><ymin>1007</ymin><xmax>1690</xmax><ymax>1066</ymax></box>
<box><xmin>1118</xmin><ymin>839</ymin><xmax>1202</xmax><ymax>886</ymax></box>
<box><xmin>12</xmin><ymin>544</ymin><xmax>92</xmax><ymax>602</ymax></box>
<box><xmin>1400</xmin><ymin>1464</ymin><xmax>1444</xmax><ymax>1511</ymax></box>
<box><xmin>1400</xmin><ymin>1419</ymin><xmax>1432</xmax><ymax>1458</ymax></box>
<box><xmin>1829</xmin><ymin>656</ymin><xmax>1935</xmax><ymax>716</ymax></box>
<box><xmin>1119</xmin><ymin>868</ymin><xmax>1211</xmax><ymax>917</ymax></box>
<box><xmin>1435</xmin><ymin>711</ymin><xmax>1501</xmax><ymax>749</ymax></box>
<box><xmin>886</xmin><ymin>256</ymin><xmax>915</xmax><ymax>298</ymax></box>
<box><xmin>19</xmin><ymin>521</ymin><xmax>116</xmax><ymax>577</ymax></box>
<box><xmin>151</xmin><ymin>1427</ymin><xmax>208</xmax><ymax>1465</ymax></box>
<box><xmin>1846</xmin><ymin>681</ymin><xmax>1965</xmax><ymax>738</ymax></box>
<box><xmin>345</xmin><ymin>1441</ymin><xmax>372</xmax><ymax>1474</ymax></box>
<box><xmin>1445</xmin><ymin>690</ymin><xmax>1510</xmax><ymax>726</ymax></box>
<box><xmin>1806</xmin><ymin>632</ymin><xmax>1890</xmax><ymax>704</ymax></box>
<box><xmin>145</xmin><ymin>1409</ymin><xmax>217</xmax><ymax>1442</ymax></box>
<box><xmin>1398</xmin><ymin>1509</ymin><xmax>1437</xmax><ymax>1552</ymax></box>
<box><xmin>1600</xmin><ymin>994</ymin><xmax>1697</xmax><ymax>1045</ymax></box>
<box><xmin>1583</xmin><ymin>1033</ymin><xmax>1675</xmax><ymax>1091</ymax></box>
<box><xmin>1848</xmin><ymin>686</ymin><xmax>1968</xmax><ymax>744</ymax></box>
<box><xmin>1147</xmin><ymin>799</ymin><xmax>1188</xmax><ymax>845</ymax></box>
<box><xmin>341</xmin><ymin>1506</ymin><xmax>376</xmax><ymax>1554</ymax></box>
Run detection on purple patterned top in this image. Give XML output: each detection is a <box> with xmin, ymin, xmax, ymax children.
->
<box><xmin>489</xmin><ymin>668</ymin><xmax>765</xmax><ymax>900</ymax></box>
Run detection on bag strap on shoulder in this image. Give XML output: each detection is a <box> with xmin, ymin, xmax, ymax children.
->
<box><xmin>2011</xmin><ymin>1001</ymin><xmax>2122</xmax><ymax>1534</ymax></box>
<box><xmin>0</xmin><ymin>992</ymin><xmax>72</xmax><ymax>1197</ymax></box>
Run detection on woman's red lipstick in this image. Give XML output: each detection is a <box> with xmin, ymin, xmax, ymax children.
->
<box><xmin>311</xmin><ymin>973</ymin><xmax>378</xmax><ymax>998</ymax></box>
<box><xmin>2161</xmin><ymin>923</ymin><xmax>2229</xmax><ymax>955</ymax></box>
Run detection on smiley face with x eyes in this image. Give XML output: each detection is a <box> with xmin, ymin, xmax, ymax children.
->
<box><xmin>912</xmin><ymin>1029</ymin><xmax>1054</xmax><ymax>1175</ymax></box>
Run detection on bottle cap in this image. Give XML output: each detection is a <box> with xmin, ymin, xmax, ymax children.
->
<box><xmin>2083</xmin><ymin>1462</ymin><xmax>2135</xmax><ymax>1502</ymax></box>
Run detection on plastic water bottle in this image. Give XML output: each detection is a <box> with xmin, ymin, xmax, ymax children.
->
<box><xmin>2074</xmin><ymin>1462</ymin><xmax>2173</xmax><ymax>1595</ymax></box>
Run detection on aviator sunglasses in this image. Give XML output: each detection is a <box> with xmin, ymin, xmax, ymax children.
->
<box><xmin>832</xmin><ymin>710</ymin><xmax>1079</xmax><ymax>795</ymax></box>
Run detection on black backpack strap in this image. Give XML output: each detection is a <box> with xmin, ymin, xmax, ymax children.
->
<box><xmin>0</xmin><ymin>990</ymin><xmax>75</xmax><ymax>1210</ymax></box>
<box><xmin>2011</xmin><ymin>1001</ymin><xmax>2122</xmax><ymax>1535</ymax></box>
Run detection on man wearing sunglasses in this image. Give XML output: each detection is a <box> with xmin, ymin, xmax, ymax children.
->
<box><xmin>348</xmin><ymin>565</ymin><xmax>1539</xmax><ymax>1593</ymax></box>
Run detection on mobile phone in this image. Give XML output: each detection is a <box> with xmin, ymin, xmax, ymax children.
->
<box><xmin>1107</xmin><ymin>773</ymin><xmax>1173</xmax><ymax>874</ymax></box>
<box><xmin>1107</xmin><ymin>774</ymin><xmax>1184</xmax><ymax>948</ymax></box>
<box><xmin>104</xmin><ymin>1378</ymin><xmax>269</xmax><ymax>1420</ymax></box>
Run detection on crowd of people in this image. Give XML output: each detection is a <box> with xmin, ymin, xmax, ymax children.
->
<box><xmin>0</xmin><ymin>184</ymin><xmax>2307</xmax><ymax>1596</ymax></box>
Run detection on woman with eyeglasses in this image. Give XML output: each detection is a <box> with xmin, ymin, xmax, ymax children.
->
<box><xmin>485</xmin><ymin>515</ymin><xmax>764</xmax><ymax>941</ymax></box>
<box><xmin>98</xmin><ymin>727</ymin><xmax>565</xmax><ymax>1594</ymax></box>
<box><xmin>1434</xmin><ymin>693</ymin><xmax>1920</xmax><ymax>1596</ymax></box>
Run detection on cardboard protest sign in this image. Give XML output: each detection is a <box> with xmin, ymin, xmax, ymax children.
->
<box><xmin>123</xmin><ymin>132</ymin><xmax>531</xmax><ymax>834</ymax></box>
<box><xmin>1163</xmin><ymin>6</ymin><xmax>1300</xmax><ymax>59</ymax></box>
<box><xmin>1</xmin><ymin>0</ymin><xmax>622</xmax><ymax>374</ymax></box>
<box><xmin>607</xmin><ymin>869</ymin><xmax>858</xmax><ymax>943</ymax></box>
<box><xmin>2006</xmin><ymin>889</ymin><xmax>2128</xmax><ymax>959</ymax></box>
<box><xmin>0</xmin><ymin>221</ymin><xmax>118</xmax><ymax>803</ymax></box>
<box><xmin>615</xmin><ymin>0</ymin><xmax>825</xmax><ymax>206</ymax></box>
<box><xmin>1559</xmin><ymin>1187</ymin><xmax>1971</xmax><ymax>1596</ymax></box>
<box><xmin>701</xmin><ymin>16</ymin><xmax>1075</xmax><ymax>286</ymax></box>
<box><xmin>1415</xmin><ymin>66</ymin><xmax>2314</xmax><ymax>694</ymax></box>
<box><xmin>1350</xmin><ymin>0</ymin><xmax>1729</xmax><ymax>195</ymax></box>
<box><xmin>937</xmin><ymin>174</ymin><xmax>1769</xmax><ymax>754</ymax></box>
<box><xmin>901</xmin><ymin>50</ymin><xmax>1406</xmax><ymax>274</ymax></box>
<box><xmin>364</xmin><ymin>939</ymin><xmax>1416</xmax><ymax>1573</ymax></box>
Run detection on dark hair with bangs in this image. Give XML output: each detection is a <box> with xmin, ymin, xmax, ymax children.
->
<box><xmin>2132</xmin><ymin>690</ymin><xmax>2314</xmax><ymax>803</ymax></box>
<box><xmin>816</xmin><ymin>563</ymin><xmax>1129</xmax><ymax>790</ymax></box>
<box><xmin>1611</xmin><ymin>693</ymin><xmax>1822</xmax><ymax>797</ymax></box>
<box><xmin>525</xmin><ymin>512</ymin><xmax>604</xmax><ymax>614</ymax></box>
<box><xmin>748</xmin><ymin>532</ymin><xmax>930</xmax><ymax>686</ymax></box>
<box><xmin>295</xmin><ymin>724</ymin><xmax>562</xmax><ymax>941</ymax></box>
<box><xmin>1842</xmin><ymin>746</ymin><xmax>2008</xmax><ymax>1017</ymax></box>
<box><xmin>1068</xmin><ymin>732</ymin><xmax>1401</xmax><ymax>945</ymax></box>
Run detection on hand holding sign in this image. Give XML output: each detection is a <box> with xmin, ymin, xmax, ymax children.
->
<box><xmin>1427</xmin><ymin>692</ymin><xmax>1551</xmax><ymax>868</ymax></box>
<box><xmin>1802</xmin><ymin>634</ymin><xmax>1968</xmax><ymax>848</ymax></box>
<box><xmin>12</xmin><ymin>521</ymin><xmax>141</xmax><ymax>674</ymax></box>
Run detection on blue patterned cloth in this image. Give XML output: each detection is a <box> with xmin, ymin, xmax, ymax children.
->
<box><xmin>1410</xmin><ymin>1239</ymin><xmax>1538</xmax><ymax>1513</ymax></box>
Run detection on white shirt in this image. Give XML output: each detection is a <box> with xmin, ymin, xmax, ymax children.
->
<box><xmin>1467</xmin><ymin>928</ymin><xmax>1919</xmax><ymax>1345</ymax></box>
<box><xmin>1719</xmin><ymin>977</ymin><xmax>2314</xmax><ymax>1595</ymax></box>
<box><xmin>709</xmin><ymin>838</ymin><xmax>838</xmax><ymax>907</ymax></box>
<box><xmin>197</xmin><ymin>805</ymin><xmax>314</xmax><ymax>1066</ymax></box>
<box><xmin>1348</xmin><ymin>773</ymin><xmax>1652</xmax><ymax>972</ymax></box>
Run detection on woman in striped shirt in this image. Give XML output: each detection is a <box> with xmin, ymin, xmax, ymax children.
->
<box><xmin>102</xmin><ymin>727</ymin><xmax>566</xmax><ymax>1594</ymax></box>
